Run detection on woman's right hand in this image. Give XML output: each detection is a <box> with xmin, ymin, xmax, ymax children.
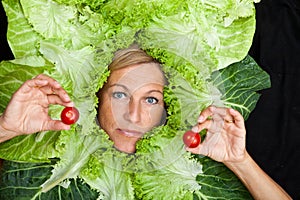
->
<box><xmin>186</xmin><ymin>106</ymin><xmax>247</xmax><ymax>163</ymax></box>
<box><xmin>0</xmin><ymin>74</ymin><xmax>73</xmax><ymax>142</ymax></box>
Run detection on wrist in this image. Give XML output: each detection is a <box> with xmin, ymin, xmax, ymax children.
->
<box><xmin>224</xmin><ymin>151</ymin><xmax>292</xmax><ymax>200</ymax></box>
<box><xmin>0</xmin><ymin>114</ymin><xmax>18</xmax><ymax>143</ymax></box>
<box><xmin>223</xmin><ymin>151</ymin><xmax>252</xmax><ymax>170</ymax></box>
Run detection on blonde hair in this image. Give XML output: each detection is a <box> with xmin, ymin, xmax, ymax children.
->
<box><xmin>108</xmin><ymin>44</ymin><xmax>160</xmax><ymax>71</ymax></box>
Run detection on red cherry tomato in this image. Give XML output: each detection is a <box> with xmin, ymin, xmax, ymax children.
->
<box><xmin>60</xmin><ymin>107</ymin><xmax>79</xmax><ymax>125</ymax></box>
<box><xmin>183</xmin><ymin>130</ymin><xmax>201</xmax><ymax>148</ymax></box>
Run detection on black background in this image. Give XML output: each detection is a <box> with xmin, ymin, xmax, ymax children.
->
<box><xmin>0</xmin><ymin>3</ymin><xmax>13</xmax><ymax>61</ymax></box>
<box><xmin>247</xmin><ymin>0</ymin><xmax>300</xmax><ymax>199</ymax></box>
<box><xmin>1</xmin><ymin>0</ymin><xmax>300</xmax><ymax>199</ymax></box>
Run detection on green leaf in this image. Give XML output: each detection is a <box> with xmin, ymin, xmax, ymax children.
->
<box><xmin>134</xmin><ymin>135</ymin><xmax>202</xmax><ymax>200</ymax></box>
<box><xmin>195</xmin><ymin>156</ymin><xmax>253</xmax><ymax>199</ymax></box>
<box><xmin>2</xmin><ymin>0</ymin><xmax>42</xmax><ymax>58</ymax></box>
<box><xmin>211</xmin><ymin>55</ymin><xmax>271</xmax><ymax>119</ymax></box>
<box><xmin>0</xmin><ymin>161</ymin><xmax>99</xmax><ymax>200</ymax></box>
<box><xmin>81</xmin><ymin>150</ymin><xmax>135</xmax><ymax>200</ymax></box>
<box><xmin>40</xmin><ymin>128</ymin><xmax>105</xmax><ymax>192</ymax></box>
<box><xmin>138</xmin><ymin>0</ymin><xmax>256</xmax><ymax>77</ymax></box>
<box><xmin>20</xmin><ymin>0</ymin><xmax>77</xmax><ymax>40</ymax></box>
<box><xmin>0</xmin><ymin>132</ymin><xmax>60</xmax><ymax>163</ymax></box>
<box><xmin>159</xmin><ymin>55</ymin><xmax>270</xmax><ymax>129</ymax></box>
<box><xmin>0</xmin><ymin>61</ymin><xmax>57</xmax><ymax>162</ymax></box>
<box><xmin>0</xmin><ymin>161</ymin><xmax>52</xmax><ymax>199</ymax></box>
<box><xmin>0</xmin><ymin>0</ymin><xmax>266</xmax><ymax>199</ymax></box>
<box><xmin>0</xmin><ymin>60</ymin><xmax>49</xmax><ymax>113</ymax></box>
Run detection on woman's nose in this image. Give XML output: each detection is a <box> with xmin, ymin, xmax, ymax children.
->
<box><xmin>125</xmin><ymin>99</ymin><xmax>142</xmax><ymax>123</ymax></box>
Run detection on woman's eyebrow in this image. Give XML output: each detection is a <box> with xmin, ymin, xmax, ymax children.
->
<box><xmin>109</xmin><ymin>84</ymin><xmax>163</xmax><ymax>95</ymax></box>
<box><xmin>146</xmin><ymin>89</ymin><xmax>163</xmax><ymax>95</ymax></box>
<box><xmin>108</xmin><ymin>84</ymin><xmax>129</xmax><ymax>91</ymax></box>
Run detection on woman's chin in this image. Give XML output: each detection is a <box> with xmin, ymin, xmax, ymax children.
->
<box><xmin>113</xmin><ymin>144</ymin><xmax>136</xmax><ymax>154</ymax></box>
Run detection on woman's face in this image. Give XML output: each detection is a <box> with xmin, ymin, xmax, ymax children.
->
<box><xmin>98</xmin><ymin>63</ymin><xmax>165</xmax><ymax>153</ymax></box>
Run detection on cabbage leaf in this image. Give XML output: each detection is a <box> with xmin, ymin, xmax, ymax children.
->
<box><xmin>0</xmin><ymin>0</ymin><xmax>268</xmax><ymax>199</ymax></box>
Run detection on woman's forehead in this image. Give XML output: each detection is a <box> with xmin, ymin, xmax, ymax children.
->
<box><xmin>108</xmin><ymin>63</ymin><xmax>165</xmax><ymax>87</ymax></box>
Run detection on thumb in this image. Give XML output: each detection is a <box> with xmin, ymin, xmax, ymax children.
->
<box><xmin>185</xmin><ymin>143</ymin><xmax>208</xmax><ymax>156</ymax></box>
<box><xmin>229</xmin><ymin>108</ymin><xmax>245</xmax><ymax>129</ymax></box>
<box><xmin>44</xmin><ymin>120</ymin><xmax>71</xmax><ymax>131</ymax></box>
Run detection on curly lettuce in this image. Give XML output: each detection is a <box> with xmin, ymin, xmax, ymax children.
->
<box><xmin>0</xmin><ymin>0</ymin><xmax>268</xmax><ymax>199</ymax></box>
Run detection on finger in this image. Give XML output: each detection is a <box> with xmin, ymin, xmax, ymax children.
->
<box><xmin>211</xmin><ymin>107</ymin><xmax>232</xmax><ymax>122</ymax></box>
<box><xmin>30</xmin><ymin>74</ymin><xmax>59</xmax><ymax>89</ymax></box>
<box><xmin>18</xmin><ymin>78</ymin><xmax>49</xmax><ymax>94</ymax></box>
<box><xmin>192</xmin><ymin>120</ymin><xmax>212</xmax><ymax>133</ymax></box>
<box><xmin>36</xmin><ymin>75</ymin><xmax>62</xmax><ymax>92</ymax></box>
<box><xmin>185</xmin><ymin>145</ymin><xmax>201</xmax><ymax>154</ymax></box>
<box><xmin>36</xmin><ymin>75</ymin><xmax>71</xmax><ymax>102</ymax></box>
<box><xmin>33</xmin><ymin>74</ymin><xmax>72</xmax><ymax>103</ymax></box>
<box><xmin>185</xmin><ymin>143</ymin><xmax>208</xmax><ymax>156</ymax></box>
<box><xmin>229</xmin><ymin>108</ymin><xmax>245</xmax><ymax>128</ymax></box>
<box><xmin>39</xmin><ymin>85</ymin><xmax>72</xmax><ymax>103</ymax></box>
<box><xmin>53</xmin><ymin>89</ymin><xmax>72</xmax><ymax>103</ymax></box>
<box><xmin>23</xmin><ymin>74</ymin><xmax>58</xmax><ymax>94</ymax></box>
<box><xmin>193</xmin><ymin>116</ymin><xmax>227</xmax><ymax>134</ymax></box>
<box><xmin>35</xmin><ymin>85</ymin><xmax>57</xmax><ymax>95</ymax></box>
<box><xmin>198</xmin><ymin>106</ymin><xmax>230</xmax><ymax>123</ymax></box>
<box><xmin>47</xmin><ymin>95</ymin><xmax>74</xmax><ymax>107</ymax></box>
<box><xmin>43</xmin><ymin>120</ymin><xmax>71</xmax><ymax>131</ymax></box>
<box><xmin>35</xmin><ymin>74</ymin><xmax>59</xmax><ymax>85</ymax></box>
<box><xmin>197</xmin><ymin>106</ymin><xmax>216</xmax><ymax>123</ymax></box>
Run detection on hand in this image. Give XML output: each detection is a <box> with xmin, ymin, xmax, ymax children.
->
<box><xmin>186</xmin><ymin>106</ymin><xmax>247</xmax><ymax>163</ymax></box>
<box><xmin>186</xmin><ymin>106</ymin><xmax>293</xmax><ymax>200</ymax></box>
<box><xmin>0</xmin><ymin>74</ymin><xmax>74</xmax><ymax>139</ymax></box>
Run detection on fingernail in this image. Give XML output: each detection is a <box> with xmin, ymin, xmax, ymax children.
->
<box><xmin>64</xmin><ymin>94</ymin><xmax>71</xmax><ymax>101</ymax></box>
<box><xmin>210</xmin><ymin>106</ymin><xmax>216</xmax><ymax>112</ymax></box>
<box><xmin>192</xmin><ymin>126</ymin><xmax>198</xmax><ymax>133</ymax></box>
<box><xmin>54</xmin><ymin>81</ymin><xmax>61</xmax><ymax>87</ymax></box>
<box><xmin>64</xmin><ymin>125</ymin><xmax>71</xmax><ymax>130</ymax></box>
<box><xmin>36</xmin><ymin>79</ymin><xmax>47</xmax><ymax>85</ymax></box>
<box><xmin>198</xmin><ymin>115</ymin><xmax>204</xmax><ymax>123</ymax></box>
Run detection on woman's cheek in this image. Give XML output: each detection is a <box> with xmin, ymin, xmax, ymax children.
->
<box><xmin>111</xmin><ymin>100</ymin><xmax>128</xmax><ymax>121</ymax></box>
<box><xmin>149</xmin><ymin>105</ymin><xmax>166</xmax><ymax>126</ymax></box>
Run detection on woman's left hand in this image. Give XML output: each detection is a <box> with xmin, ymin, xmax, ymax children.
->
<box><xmin>186</xmin><ymin>106</ymin><xmax>247</xmax><ymax>163</ymax></box>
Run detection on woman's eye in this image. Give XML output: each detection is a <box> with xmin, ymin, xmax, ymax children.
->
<box><xmin>112</xmin><ymin>92</ymin><xmax>127</xmax><ymax>99</ymax></box>
<box><xmin>146</xmin><ymin>97</ymin><xmax>158</xmax><ymax>105</ymax></box>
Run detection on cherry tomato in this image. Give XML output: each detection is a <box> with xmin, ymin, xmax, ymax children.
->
<box><xmin>60</xmin><ymin>107</ymin><xmax>79</xmax><ymax>125</ymax></box>
<box><xmin>183</xmin><ymin>130</ymin><xmax>201</xmax><ymax>148</ymax></box>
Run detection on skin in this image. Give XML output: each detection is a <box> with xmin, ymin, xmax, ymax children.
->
<box><xmin>0</xmin><ymin>73</ymin><xmax>292</xmax><ymax>199</ymax></box>
<box><xmin>187</xmin><ymin>106</ymin><xmax>292</xmax><ymax>200</ymax></box>
<box><xmin>0</xmin><ymin>74</ymin><xmax>73</xmax><ymax>143</ymax></box>
<box><xmin>98</xmin><ymin>63</ymin><xmax>165</xmax><ymax>153</ymax></box>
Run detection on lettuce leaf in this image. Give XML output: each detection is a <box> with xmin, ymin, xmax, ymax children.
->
<box><xmin>0</xmin><ymin>0</ymin><xmax>266</xmax><ymax>199</ymax></box>
<box><xmin>40</xmin><ymin>128</ymin><xmax>105</xmax><ymax>193</ymax></box>
<box><xmin>0</xmin><ymin>60</ymin><xmax>50</xmax><ymax>113</ymax></box>
<box><xmin>2</xmin><ymin>0</ymin><xmax>42</xmax><ymax>58</ymax></box>
<box><xmin>80</xmin><ymin>150</ymin><xmax>135</xmax><ymax>200</ymax></box>
<box><xmin>211</xmin><ymin>55</ymin><xmax>270</xmax><ymax>119</ymax></box>
<box><xmin>0</xmin><ymin>61</ymin><xmax>57</xmax><ymax>163</ymax></box>
<box><xmin>138</xmin><ymin>0</ymin><xmax>256</xmax><ymax>77</ymax></box>
<box><xmin>0</xmin><ymin>161</ymin><xmax>99</xmax><ymax>200</ymax></box>
<box><xmin>195</xmin><ymin>156</ymin><xmax>253</xmax><ymax>199</ymax></box>
<box><xmin>134</xmin><ymin>134</ymin><xmax>203</xmax><ymax>200</ymax></box>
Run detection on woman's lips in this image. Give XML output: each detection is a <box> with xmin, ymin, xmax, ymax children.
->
<box><xmin>117</xmin><ymin>128</ymin><xmax>143</xmax><ymax>138</ymax></box>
